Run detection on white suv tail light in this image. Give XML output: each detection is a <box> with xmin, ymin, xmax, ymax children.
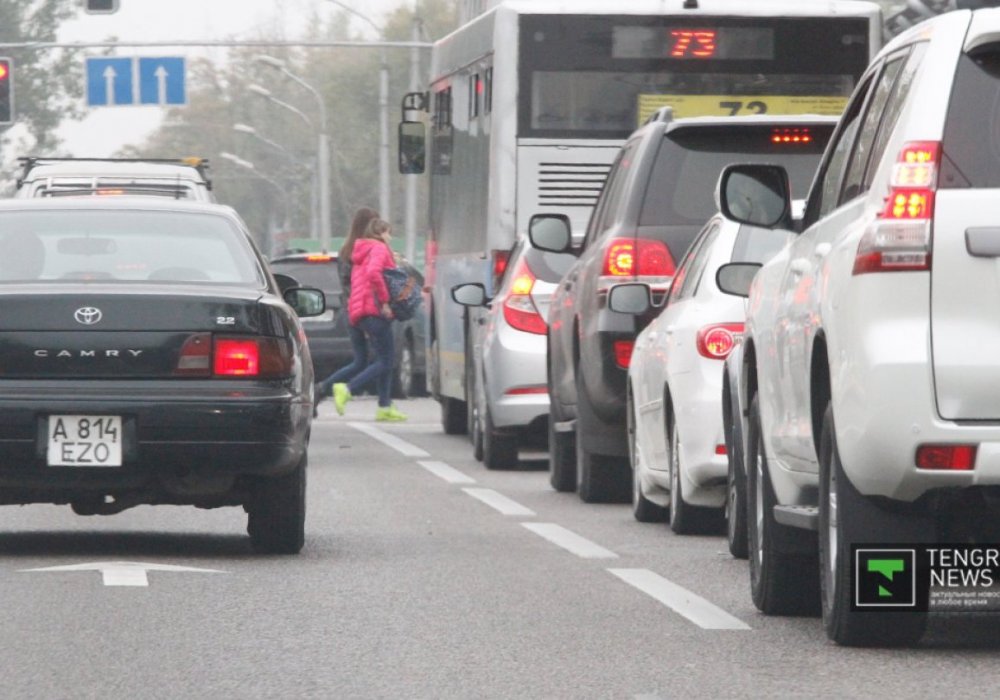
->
<box><xmin>853</xmin><ymin>141</ymin><xmax>939</xmax><ymax>275</ymax></box>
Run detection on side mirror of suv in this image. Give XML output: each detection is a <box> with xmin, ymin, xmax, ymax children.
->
<box><xmin>717</xmin><ymin>164</ymin><xmax>793</xmax><ymax>230</ymax></box>
<box><xmin>528</xmin><ymin>214</ymin><xmax>573</xmax><ymax>254</ymax></box>
<box><xmin>607</xmin><ymin>282</ymin><xmax>652</xmax><ymax>315</ymax></box>
<box><xmin>716</xmin><ymin>262</ymin><xmax>762</xmax><ymax>298</ymax></box>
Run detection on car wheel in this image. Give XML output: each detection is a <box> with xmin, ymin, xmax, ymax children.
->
<box><xmin>441</xmin><ymin>397</ymin><xmax>467</xmax><ymax>435</ymax></box>
<box><xmin>747</xmin><ymin>396</ymin><xmax>819</xmax><ymax>615</ymax></box>
<box><xmin>818</xmin><ymin>405</ymin><xmax>928</xmax><ymax>646</ymax></box>
<box><xmin>392</xmin><ymin>336</ymin><xmax>415</xmax><ymax>399</ymax></box>
<box><xmin>726</xmin><ymin>402</ymin><xmax>749</xmax><ymax>559</ymax></box>
<box><xmin>668</xmin><ymin>418</ymin><xmax>720</xmax><ymax>535</ymax></box>
<box><xmin>628</xmin><ymin>389</ymin><xmax>667</xmax><ymax>522</ymax></box>
<box><xmin>247</xmin><ymin>452</ymin><xmax>307</xmax><ymax>555</ymax></box>
<box><xmin>548</xmin><ymin>400</ymin><xmax>576</xmax><ymax>493</ymax></box>
<box><xmin>575</xmin><ymin>369</ymin><xmax>629</xmax><ymax>504</ymax></box>
<box><xmin>483</xmin><ymin>403</ymin><xmax>518</xmax><ymax>470</ymax></box>
<box><xmin>472</xmin><ymin>400</ymin><xmax>484</xmax><ymax>462</ymax></box>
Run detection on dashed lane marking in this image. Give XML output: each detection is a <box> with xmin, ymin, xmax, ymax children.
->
<box><xmin>418</xmin><ymin>460</ymin><xmax>476</xmax><ymax>484</ymax></box>
<box><xmin>348</xmin><ymin>422</ymin><xmax>430</xmax><ymax>458</ymax></box>
<box><xmin>522</xmin><ymin>522</ymin><xmax>618</xmax><ymax>559</ymax></box>
<box><xmin>608</xmin><ymin>568</ymin><xmax>751</xmax><ymax>630</ymax></box>
<box><xmin>462</xmin><ymin>487</ymin><xmax>536</xmax><ymax>516</ymax></box>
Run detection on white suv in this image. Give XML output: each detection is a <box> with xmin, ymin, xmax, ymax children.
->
<box><xmin>15</xmin><ymin>157</ymin><xmax>215</xmax><ymax>201</ymax></box>
<box><xmin>717</xmin><ymin>8</ymin><xmax>1000</xmax><ymax>646</ymax></box>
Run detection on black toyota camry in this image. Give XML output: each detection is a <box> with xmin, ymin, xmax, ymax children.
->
<box><xmin>0</xmin><ymin>197</ymin><xmax>325</xmax><ymax>554</ymax></box>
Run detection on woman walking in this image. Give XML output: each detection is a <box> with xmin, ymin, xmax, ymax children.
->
<box><xmin>332</xmin><ymin>217</ymin><xmax>408</xmax><ymax>422</ymax></box>
<box><xmin>314</xmin><ymin>207</ymin><xmax>382</xmax><ymax>411</ymax></box>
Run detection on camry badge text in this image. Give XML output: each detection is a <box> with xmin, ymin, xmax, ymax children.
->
<box><xmin>74</xmin><ymin>307</ymin><xmax>103</xmax><ymax>325</ymax></box>
<box><xmin>34</xmin><ymin>349</ymin><xmax>144</xmax><ymax>358</ymax></box>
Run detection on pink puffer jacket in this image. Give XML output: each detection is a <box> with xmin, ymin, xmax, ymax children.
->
<box><xmin>348</xmin><ymin>238</ymin><xmax>394</xmax><ymax>325</ymax></box>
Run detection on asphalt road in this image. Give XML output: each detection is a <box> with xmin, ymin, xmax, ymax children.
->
<box><xmin>2</xmin><ymin>396</ymin><xmax>1000</xmax><ymax>699</ymax></box>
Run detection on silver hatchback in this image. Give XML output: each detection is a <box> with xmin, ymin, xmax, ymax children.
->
<box><xmin>452</xmin><ymin>237</ymin><xmax>576</xmax><ymax>469</ymax></box>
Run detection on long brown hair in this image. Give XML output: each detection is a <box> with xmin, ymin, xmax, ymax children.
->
<box><xmin>339</xmin><ymin>207</ymin><xmax>379</xmax><ymax>261</ymax></box>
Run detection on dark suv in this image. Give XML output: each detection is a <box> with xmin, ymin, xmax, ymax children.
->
<box><xmin>532</xmin><ymin>114</ymin><xmax>836</xmax><ymax>503</ymax></box>
<box><xmin>269</xmin><ymin>252</ymin><xmax>427</xmax><ymax>398</ymax></box>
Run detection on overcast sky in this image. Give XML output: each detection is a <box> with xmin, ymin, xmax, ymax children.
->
<box><xmin>58</xmin><ymin>0</ymin><xmax>412</xmax><ymax>155</ymax></box>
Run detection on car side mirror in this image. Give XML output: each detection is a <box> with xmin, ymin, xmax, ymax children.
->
<box><xmin>398</xmin><ymin>121</ymin><xmax>426</xmax><ymax>175</ymax></box>
<box><xmin>717</xmin><ymin>164</ymin><xmax>793</xmax><ymax>230</ymax></box>
<box><xmin>716</xmin><ymin>263</ymin><xmax>762</xmax><ymax>298</ymax></box>
<box><xmin>284</xmin><ymin>287</ymin><xmax>327</xmax><ymax>317</ymax></box>
<box><xmin>528</xmin><ymin>214</ymin><xmax>573</xmax><ymax>254</ymax></box>
<box><xmin>607</xmin><ymin>283</ymin><xmax>652</xmax><ymax>315</ymax></box>
<box><xmin>451</xmin><ymin>282</ymin><xmax>488</xmax><ymax>307</ymax></box>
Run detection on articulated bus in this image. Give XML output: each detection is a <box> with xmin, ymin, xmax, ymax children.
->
<box><xmin>404</xmin><ymin>0</ymin><xmax>883</xmax><ymax>434</ymax></box>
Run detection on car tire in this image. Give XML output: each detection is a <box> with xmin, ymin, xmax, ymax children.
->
<box><xmin>818</xmin><ymin>405</ymin><xmax>929</xmax><ymax>647</ymax></box>
<box><xmin>575</xmin><ymin>369</ymin><xmax>630</xmax><ymax>504</ymax></box>
<box><xmin>483</xmin><ymin>404</ymin><xmax>518</xmax><ymax>470</ymax></box>
<box><xmin>391</xmin><ymin>336</ymin><xmax>416</xmax><ymax>399</ymax></box>
<box><xmin>668</xmin><ymin>418</ymin><xmax>720</xmax><ymax>535</ymax></box>
<box><xmin>628</xmin><ymin>389</ymin><xmax>667</xmax><ymax>523</ymax></box>
<box><xmin>472</xmin><ymin>401</ymin><xmax>484</xmax><ymax>462</ymax></box>
<box><xmin>747</xmin><ymin>396</ymin><xmax>820</xmax><ymax>615</ymax></box>
<box><xmin>441</xmin><ymin>397</ymin><xmax>467</xmax><ymax>435</ymax></box>
<box><xmin>726</xmin><ymin>399</ymin><xmax>749</xmax><ymax>559</ymax></box>
<box><xmin>548</xmin><ymin>350</ymin><xmax>577</xmax><ymax>493</ymax></box>
<box><xmin>247</xmin><ymin>452</ymin><xmax>307</xmax><ymax>555</ymax></box>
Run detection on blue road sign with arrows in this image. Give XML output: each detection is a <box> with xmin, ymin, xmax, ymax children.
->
<box><xmin>86</xmin><ymin>57</ymin><xmax>133</xmax><ymax>106</ymax></box>
<box><xmin>85</xmin><ymin>56</ymin><xmax>186</xmax><ymax>107</ymax></box>
<box><xmin>138</xmin><ymin>57</ymin><xmax>186</xmax><ymax>105</ymax></box>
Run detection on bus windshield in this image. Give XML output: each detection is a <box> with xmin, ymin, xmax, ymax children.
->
<box><xmin>519</xmin><ymin>15</ymin><xmax>870</xmax><ymax>139</ymax></box>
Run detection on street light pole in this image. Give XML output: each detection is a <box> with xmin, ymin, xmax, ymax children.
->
<box><xmin>253</xmin><ymin>56</ymin><xmax>332</xmax><ymax>253</ymax></box>
<box><xmin>233</xmin><ymin>123</ymin><xmax>318</xmax><ymax>239</ymax></box>
<box><xmin>324</xmin><ymin>0</ymin><xmax>391</xmax><ymax>223</ymax></box>
<box><xmin>219</xmin><ymin>151</ymin><xmax>293</xmax><ymax>255</ymax></box>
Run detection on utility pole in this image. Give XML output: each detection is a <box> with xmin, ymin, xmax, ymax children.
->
<box><xmin>405</xmin><ymin>9</ymin><xmax>422</xmax><ymax>264</ymax></box>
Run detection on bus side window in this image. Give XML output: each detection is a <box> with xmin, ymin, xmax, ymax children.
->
<box><xmin>433</xmin><ymin>87</ymin><xmax>453</xmax><ymax>175</ymax></box>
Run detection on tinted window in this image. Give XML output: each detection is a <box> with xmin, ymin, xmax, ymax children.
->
<box><xmin>840</xmin><ymin>56</ymin><xmax>905</xmax><ymax>203</ymax></box>
<box><xmin>0</xmin><ymin>210</ymin><xmax>262</xmax><ymax>285</ymax></box>
<box><xmin>586</xmin><ymin>139</ymin><xmax>640</xmax><ymax>246</ymax></box>
<box><xmin>639</xmin><ymin>125</ymin><xmax>832</xmax><ymax>227</ymax></box>
<box><xmin>270</xmin><ymin>260</ymin><xmax>342</xmax><ymax>293</ymax></box>
<box><xmin>941</xmin><ymin>49</ymin><xmax>1000</xmax><ymax>189</ymax></box>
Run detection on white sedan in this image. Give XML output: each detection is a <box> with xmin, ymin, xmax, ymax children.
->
<box><xmin>610</xmin><ymin>213</ymin><xmax>792</xmax><ymax>534</ymax></box>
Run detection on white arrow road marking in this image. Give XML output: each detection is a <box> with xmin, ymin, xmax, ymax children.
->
<box><xmin>102</xmin><ymin>65</ymin><xmax>117</xmax><ymax>106</ymax></box>
<box><xmin>21</xmin><ymin>561</ymin><xmax>225</xmax><ymax>587</ymax></box>
<box><xmin>522</xmin><ymin>522</ymin><xmax>618</xmax><ymax>559</ymax></box>
<box><xmin>418</xmin><ymin>460</ymin><xmax>476</xmax><ymax>484</ymax></box>
<box><xmin>154</xmin><ymin>65</ymin><xmax>168</xmax><ymax>104</ymax></box>
<box><xmin>348</xmin><ymin>422</ymin><xmax>430</xmax><ymax>458</ymax></box>
<box><xmin>462</xmin><ymin>487</ymin><xmax>535</xmax><ymax>516</ymax></box>
<box><xmin>608</xmin><ymin>568</ymin><xmax>751</xmax><ymax>630</ymax></box>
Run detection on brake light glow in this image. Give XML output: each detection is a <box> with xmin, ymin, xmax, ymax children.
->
<box><xmin>696</xmin><ymin>323</ymin><xmax>744</xmax><ymax>359</ymax></box>
<box><xmin>916</xmin><ymin>444</ymin><xmax>977</xmax><ymax>471</ymax></box>
<box><xmin>491</xmin><ymin>248</ymin><xmax>510</xmax><ymax>287</ymax></box>
<box><xmin>95</xmin><ymin>189</ymin><xmax>126</xmax><ymax>196</ymax></box>
<box><xmin>306</xmin><ymin>254</ymin><xmax>333</xmax><ymax>262</ymax></box>
<box><xmin>504</xmin><ymin>385</ymin><xmax>548</xmax><ymax>396</ymax></box>
<box><xmin>770</xmin><ymin>128</ymin><xmax>812</xmax><ymax>145</ymax></box>
<box><xmin>715</xmin><ymin>444</ymin><xmax>728</xmax><ymax>456</ymax></box>
<box><xmin>614</xmin><ymin>340</ymin><xmax>635</xmax><ymax>368</ymax></box>
<box><xmin>214</xmin><ymin>339</ymin><xmax>259</xmax><ymax>376</ymax></box>
<box><xmin>853</xmin><ymin>141</ymin><xmax>939</xmax><ymax>275</ymax></box>
<box><xmin>502</xmin><ymin>257</ymin><xmax>547</xmax><ymax>335</ymax></box>
<box><xmin>599</xmin><ymin>238</ymin><xmax>675</xmax><ymax>296</ymax></box>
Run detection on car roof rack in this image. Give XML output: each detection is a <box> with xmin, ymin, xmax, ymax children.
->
<box><xmin>16</xmin><ymin>156</ymin><xmax>212</xmax><ymax>191</ymax></box>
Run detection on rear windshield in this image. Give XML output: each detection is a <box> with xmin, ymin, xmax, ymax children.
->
<box><xmin>941</xmin><ymin>51</ymin><xmax>1000</xmax><ymax>188</ymax></box>
<box><xmin>639</xmin><ymin>125</ymin><xmax>832</xmax><ymax>226</ymax></box>
<box><xmin>0</xmin><ymin>210</ymin><xmax>263</xmax><ymax>285</ymax></box>
<box><xmin>269</xmin><ymin>260</ymin><xmax>342</xmax><ymax>293</ymax></box>
<box><xmin>522</xmin><ymin>246</ymin><xmax>576</xmax><ymax>283</ymax></box>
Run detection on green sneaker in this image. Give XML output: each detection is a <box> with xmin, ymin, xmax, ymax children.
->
<box><xmin>375</xmin><ymin>404</ymin><xmax>408</xmax><ymax>422</ymax></box>
<box><xmin>333</xmin><ymin>383</ymin><xmax>351</xmax><ymax>416</ymax></box>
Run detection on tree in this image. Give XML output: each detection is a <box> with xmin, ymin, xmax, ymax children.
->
<box><xmin>0</xmin><ymin>0</ymin><xmax>82</xmax><ymax>165</ymax></box>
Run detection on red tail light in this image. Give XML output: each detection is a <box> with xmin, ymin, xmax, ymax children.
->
<box><xmin>770</xmin><ymin>128</ymin><xmax>813</xmax><ymax>145</ymax></box>
<box><xmin>502</xmin><ymin>257</ymin><xmax>547</xmax><ymax>335</ymax></box>
<box><xmin>854</xmin><ymin>141</ymin><xmax>938</xmax><ymax>275</ymax></box>
<box><xmin>600</xmin><ymin>238</ymin><xmax>675</xmax><ymax>279</ymax></box>
<box><xmin>715</xmin><ymin>444</ymin><xmax>728</xmax><ymax>455</ymax></box>
<box><xmin>176</xmin><ymin>335</ymin><xmax>293</xmax><ymax>378</ymax></box>
<box><xmin>214</xmin><ymin>339</ymin><xmax>259</xmax><ymax>376</ymax></box>
<box><xmin>491</xmin><ymin>248</ymin><xmax>510</xmax><ymax>290</ymax></box>
<box><xmin>614</xmin><ymin>339</ymin><xmax>635</xmax><ymax>368</ymax></box>
<box><xmin>696</xmin><ymin>323</ymin><xmax>744</xmax><ymax>359</ymax></box>
<box><xmin>916</xmin><ymin>444</ymin><xmax>977</xmax><ymax>471</ymax></box>
<box><xmin>504</xmin><ymin>385</ymin><xmax>548</xmax><ymax>396</ymax></box>
<box><xmin>306</xmin><ymin>254</ymin><xmax>333</xmax><ymax>262</ymax></box>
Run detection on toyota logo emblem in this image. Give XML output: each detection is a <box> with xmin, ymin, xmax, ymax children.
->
<box><xmin>74</xmin><ymin>307</ymin><xmax>103</xmax><ymax>325</ymax></box>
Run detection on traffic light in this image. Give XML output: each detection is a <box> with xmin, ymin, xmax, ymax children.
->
<box><xmin>0</xmin><ymin>58</ymin><xmax>12</xmax><ymax>125</ymax></box>
<box><xmin>85</xmin><ymin>0</ymin><xmax>119</xmax><ymax>13</ymax></box>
